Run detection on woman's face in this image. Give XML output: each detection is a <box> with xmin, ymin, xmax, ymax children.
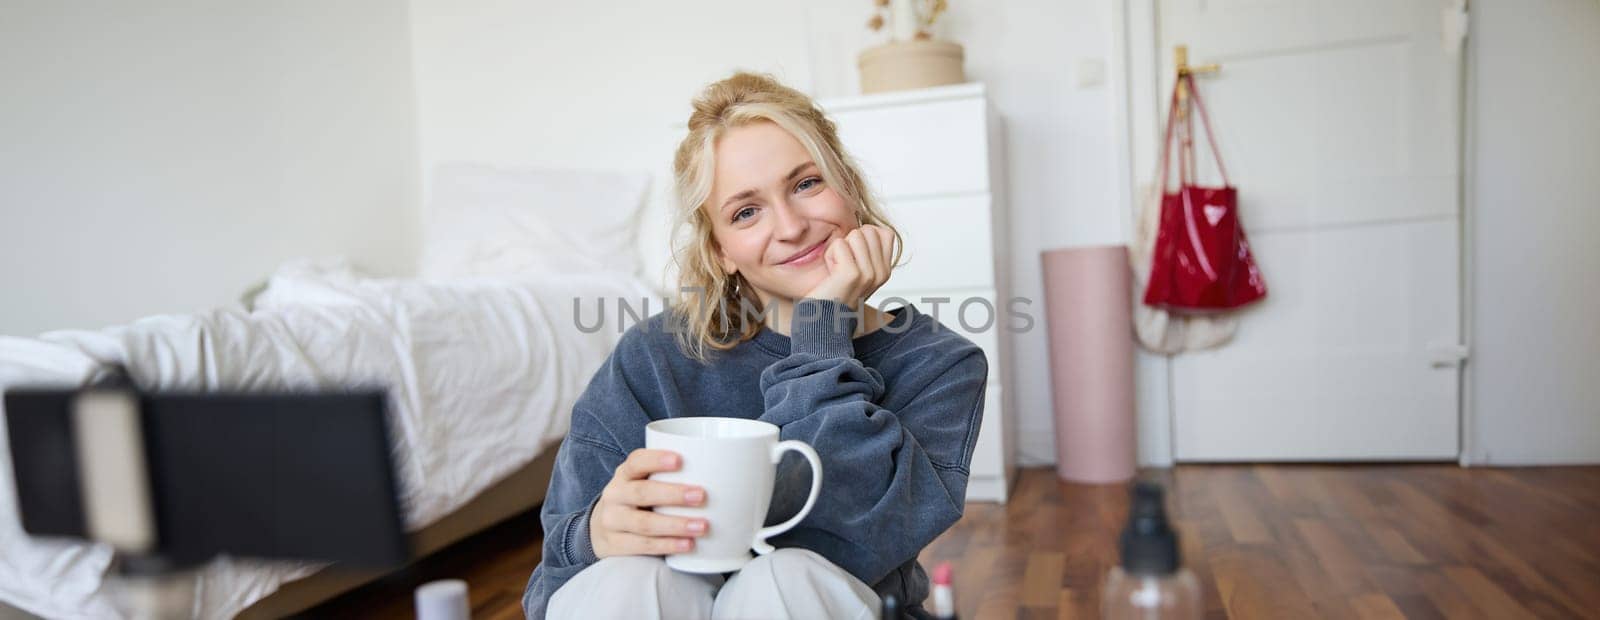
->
<box><xmin>707</xmin><ymin>121</ymin><xmax>857</xmax><ymax>304</ymax></box>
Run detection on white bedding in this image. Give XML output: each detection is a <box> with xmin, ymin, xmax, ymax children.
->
<box><xmin>0</xmin><ymin>259</ymin><xmax>655</xmax><ymax>619</ymax></box>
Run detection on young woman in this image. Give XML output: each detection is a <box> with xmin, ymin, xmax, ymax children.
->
<box><xmin>522</xmin><ymin>72</ymin><xmax>988</xmax><ymax>619</ymax></box>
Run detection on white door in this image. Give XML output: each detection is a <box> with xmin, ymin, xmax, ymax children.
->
<box><xmin>1157</xmin><ymin>0</ymin><xmax>1466</xmax><ymax>460</ymax></box>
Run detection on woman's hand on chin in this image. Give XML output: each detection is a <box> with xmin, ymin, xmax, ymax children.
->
<box><xmin>801</xmin><ymin>225</ymin><xmax>895</xmax><ymax>310</ymax></box>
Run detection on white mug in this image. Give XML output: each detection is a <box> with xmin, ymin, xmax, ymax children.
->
<box><xmin>645</xmin><ymin>417</ymin><xmax>822</xmax><ymax>574</ymax></box>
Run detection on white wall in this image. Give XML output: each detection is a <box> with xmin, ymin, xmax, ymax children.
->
<box><xmin>0</xmin><ymin>1</ymin><xmax>421</xmax><ymax>337</ymax></box>
<box><xmin>408</xmin><ymin>0</ymin><xmax>1124</xmax><ymax>466</ymax></box>
<box><xmin>1465</xmin><ymin>0</ymin><xmax>1600</xmax><ymax>464</ymax></box>
<box><xmin>11</xmin><ymin>1</ymin><xmax>1583</xmax><ymax>466</ymax></box>
<box><xmin>944</xmin><ymin>1</ymin><xmax>1123</xmax><ymax>466</ymax></box>
<box><xmin>17</xmin><ymin>0</ymin><xmax>1586</xmax><ymax>467</ymax></box>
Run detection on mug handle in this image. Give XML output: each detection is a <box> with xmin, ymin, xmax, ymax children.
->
<box><xmin>751</xmin><ymin>440</ymin><xmax>822</xmax><ymax>555</ymax></box>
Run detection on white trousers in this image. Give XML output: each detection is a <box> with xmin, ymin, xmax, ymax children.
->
<box><xmin>546</xmin><ymin>548</ymin><xmax>880</xmax><ymax>620</ymax></box>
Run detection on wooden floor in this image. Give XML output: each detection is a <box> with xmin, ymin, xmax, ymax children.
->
<box><xmin>303</xmin><ymin>465</ymin><xmax>1600</xmax><ymax>619</ymax></box>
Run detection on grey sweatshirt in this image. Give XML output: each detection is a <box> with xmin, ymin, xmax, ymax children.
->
<box><xmin>521</xmin><ymin>299</ymin><xmax>988</xmax><ymax>619</ymax></box>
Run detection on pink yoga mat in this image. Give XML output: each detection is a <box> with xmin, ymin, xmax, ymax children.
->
<box><xmin>1040</xmin><ymin>245</ymin><xmax>1136</xmax><ymax>484</ymax></box>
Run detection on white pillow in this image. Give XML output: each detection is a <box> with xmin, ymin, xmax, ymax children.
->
<box><xmin>419</xmin><ymin>162</ymin><xmax>651</xmax><ymax>279</ymax></box>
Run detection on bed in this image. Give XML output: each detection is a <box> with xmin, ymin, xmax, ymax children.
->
<box><xmin>0</xmin><ymin>163</ymin><xmax>666</xmax><ymax>618</ymax></box>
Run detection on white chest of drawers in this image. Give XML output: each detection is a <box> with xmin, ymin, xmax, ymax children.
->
<box><xmin>820</xmin><ymin>83</ymin><xmax>1016</xmax><ymax>503</ymax></box>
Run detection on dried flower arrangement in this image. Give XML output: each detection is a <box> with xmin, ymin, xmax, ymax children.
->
<box><xmin>866</xmin><ymin>0</ymin><xmax>949</xmax><ymax>41</ymax></box>
<box><xmin>857</xmin><ymin>0</ymin><xmax>963</xmax><ymax>94</ymax></box>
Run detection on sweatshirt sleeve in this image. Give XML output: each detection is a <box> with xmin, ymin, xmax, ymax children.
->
<box><xmin>521</xmin><ymin>349</ymin><xmax>640</xmax><ymax>619</ymax></box>
<box><xmin>757</xmin><ymin>299</ymin><xmax>988</xmax><ymax>587</ymax></box>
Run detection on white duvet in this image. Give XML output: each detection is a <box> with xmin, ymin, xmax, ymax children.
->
<box><xmin>0</xmin><ymin>260</ymin><xmax>655</xmax><ymax>619</ymax></box>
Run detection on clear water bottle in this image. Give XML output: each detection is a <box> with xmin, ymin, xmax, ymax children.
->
<box><xmin>1102</xmin><ymin>481</ymin><xmax>1201</xmax><ymax>620</ymax></box>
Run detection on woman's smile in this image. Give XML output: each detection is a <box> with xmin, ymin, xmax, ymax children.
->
<box><xmin>777</xmin><ymin>239</ymin><xmax>829</xmax><ymax>267</ymax></box>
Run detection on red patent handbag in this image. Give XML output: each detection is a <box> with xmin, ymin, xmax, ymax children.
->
<box><xmin>1143</xmin><ymin>73</ymin><xmax>1267</xmax><ymax>311</ymax></box>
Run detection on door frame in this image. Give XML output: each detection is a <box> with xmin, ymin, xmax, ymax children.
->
<box><xmin>1108</xmin><ymin>0</ymin><xmax>1477</xmax><ymax>466</ymax></box>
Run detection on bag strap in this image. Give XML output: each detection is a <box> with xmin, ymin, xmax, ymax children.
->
<box><xmin>1181</xmin><ymin>73</ymin><xmax>1232</xmax><ymax>187</ymax></box>
<box><xmin>1180</xmin><ymin>89</ymin><xmax>1195</xmax><ymax>186</ymax></box>
<box><xmin>1154</xmin><ymin>78</ymin><xmax>1184</xmax><ymax>194</ymax></box>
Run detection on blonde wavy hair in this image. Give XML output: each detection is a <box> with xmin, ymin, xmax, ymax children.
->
<box><xmin>669</xmin><ymin>71</ymin><xmax>903</xmax><ymax>362</ymax></box>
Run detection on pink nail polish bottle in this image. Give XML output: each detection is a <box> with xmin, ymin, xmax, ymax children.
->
<box><xmin>929</xmin><ymin>562</ymin><xmax>956</xmax><ymax>619</ymax></box>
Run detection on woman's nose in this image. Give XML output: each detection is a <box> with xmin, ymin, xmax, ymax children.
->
<box><xmin>770</xmin><ymin>200</ymin><xmax>807</xmax><ymax>241</ymax></box>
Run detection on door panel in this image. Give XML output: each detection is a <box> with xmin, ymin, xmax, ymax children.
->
<box><xmin>1159</xmin><ymin>0</ymin><xmax>1463</xmax><ymax>460</ymax></box>
<box><xmin>1201</xmin><ymin>41</ymin><xmax>1461</xmax><ymax>231</ymax></box>
<box><xmin>1172</xmin><ymin>218</ymin><xmax>1460</xmax><ymax>460</ymax></box>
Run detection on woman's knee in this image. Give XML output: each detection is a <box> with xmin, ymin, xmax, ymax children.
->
<box><xmin>585</xmin><ymin>555</ymin><xmax>674</xmax><ymax>581</ymax></box>
<box><xmin>740</xmin><ymin>548</ymin><xmax>833</xmax><ymax>581</ymax></box>
<box><xmin>550</xmin><ymin>555</ymin><xmax>722</xmax><ymax>619</ymax></box>
<box><xmin>547</xmin><ymin>556</ymin><xmax>672</xmax><ymax>615</ymax></box>
<box><xmin>715</xmin><ymin>549</ymin><xmax>879</xmax><ymax>619</ymax></box>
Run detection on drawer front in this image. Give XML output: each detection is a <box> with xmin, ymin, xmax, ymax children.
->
<box><xmin>969</xmin><ymin>387</ymin><xmax>1005</xmax><ymax>479</ymax></box>
<box><xmin>871</xmin><ymin>287</ymin><xmax>1010</xmax><ymax>385</ymax></box>
<box><xmin>827</xmin><ymin>97</ymin><xmax>990</xmax><ymax>198</ymax></box>
<box><xmin>877</xmin><ymin>194</ymin><xmax>995</xmax><ymax>292</ymax></box>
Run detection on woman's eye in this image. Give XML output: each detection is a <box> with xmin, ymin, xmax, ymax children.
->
<box><xmin>733</xmin><ymin>206</ymin><xmax>756</xmax><ymax>222</ymax></box>
<box><xmin>796</xmin><ymin>177</ymin><xmax>822</xmax><ymax>192</ymax></box>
